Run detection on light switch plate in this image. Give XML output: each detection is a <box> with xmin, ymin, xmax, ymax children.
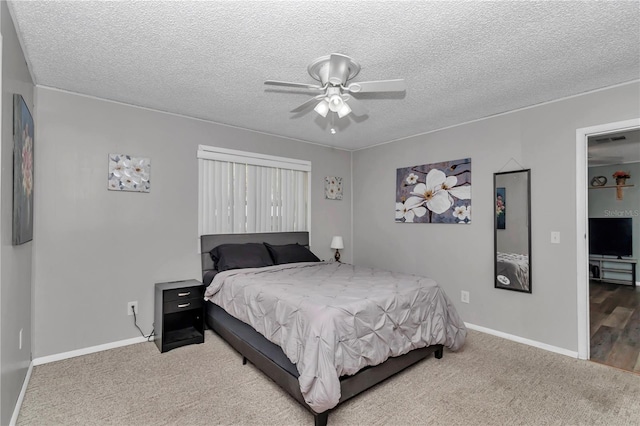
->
<box><xmin>551</xmin><ymin>231</ymin><xmax>561</xmax><ymax>244</ymax></box>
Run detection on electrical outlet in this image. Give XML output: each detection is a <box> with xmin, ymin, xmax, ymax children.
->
<box><xmin>127</xmin><ymin>301</ymin><xmax>138</xmax><ymax>316</ymax></box>
<box><xmin>461</xmin><ymin>291</ymin><xmax>470</xmax><ymax>304</ymax></box>
<box><xmin>19</xmin><ymin>328</ymin><xmax>23</xmax><ymax>350</ymax></box>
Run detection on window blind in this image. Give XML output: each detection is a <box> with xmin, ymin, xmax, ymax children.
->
<box><xmin>198</xmin><ymin>145</ymin><xmax>310</xmax><ymax>235</ymax></box>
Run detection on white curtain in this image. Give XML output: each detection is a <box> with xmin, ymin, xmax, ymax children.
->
<box><xmin>199</xmin><ymin>159</ymin><xmax>308</xmax><ymax>235</ymax></box>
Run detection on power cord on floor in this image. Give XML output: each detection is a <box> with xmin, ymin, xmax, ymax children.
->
<box><xmin>132</xmin><ymin>306</ymin><xmax>155</xmax><ymax>342</ymax></box>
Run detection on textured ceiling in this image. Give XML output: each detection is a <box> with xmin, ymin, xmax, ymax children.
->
<box><xmin>8</xmin><ymin>1</ymin><xmax>640</xmax><ymax>151</ymax></box>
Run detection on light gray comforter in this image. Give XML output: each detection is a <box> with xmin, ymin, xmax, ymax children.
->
<box><xmin>204</xmin><ymin>262</ymin><xmax>466</xmax><ymax>413</ymax></box>
<box><xmin>497</xmin><ymin>252</ymin><xmax>529</xmax><ymax>291</ymax></box>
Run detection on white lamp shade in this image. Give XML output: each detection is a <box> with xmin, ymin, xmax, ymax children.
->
<box><xmin>328</xmin><ymin>95</ymin><xmax>344</xmax><ymax>112</ymax></box>
<box><xmin>314</xmin><ymin>99</ymin><xmax>330</xmax><ymax>117</ymax></box>
<box><xmin>337</xmin><ymin>102</ymin><xmax>352</xmax><ymax>118</ymax></box>
<box><xmin>330</xmin><ymin>236</ymin><xmax>344</xmax><ymax>250</ymax></box>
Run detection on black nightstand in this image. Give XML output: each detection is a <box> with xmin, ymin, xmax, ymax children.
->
<box><xmin>154</xmin><ymin>279</ymin><xmax>205</xmax><ymax>353</ymax></box>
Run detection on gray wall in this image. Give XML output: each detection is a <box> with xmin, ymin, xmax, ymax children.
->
<box><xmin>0</xmin><ymin>2</ymin><xmax>34</xmax><ymax>424</ymax></box>
<box><xmin>33</xmin><ymin>87</ymin><xmax>352</xmax><ymax>358</ymax></box>
<box><xmin>353</xmin><ymin>83</ymin><xmax>640</xmax><ymax>352</ymax></box>
<box><xmin>588</xmin><ymin>162</ymin><xmax>640</xmax><ymax>262</ymax></box>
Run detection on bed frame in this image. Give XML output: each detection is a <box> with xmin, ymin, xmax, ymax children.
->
<box><xmin>201</xmin><ymin>232</ymin><xmax>443</xmax><ymax>426</ymax></box>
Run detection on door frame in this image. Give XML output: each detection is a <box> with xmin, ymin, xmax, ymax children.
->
<box><xmin>575</xmin><ymin>118</ymin><xmax>640</xmax><ymax>360</ymax></box>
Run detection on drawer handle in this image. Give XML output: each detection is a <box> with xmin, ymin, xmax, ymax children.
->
<box><xmin>178</xmin><ymin>292</ymin><xmax>191</xmax><ymax>297</ymax></box>
<box><xmin>177</xmin><ymin>303</ymin><xmax>191</xmax><ymax>308</ymax></box>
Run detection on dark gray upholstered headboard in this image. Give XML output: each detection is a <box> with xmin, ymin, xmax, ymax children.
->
<box><xmin>200</xmin><ymin>232</ymin><xmax>310</xmax><ymax>277</ymax></box>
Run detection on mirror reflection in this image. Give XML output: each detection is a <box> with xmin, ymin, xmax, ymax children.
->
<box><xmin>494</xmin><ymin>169</ymin><xmax>532</xmax><ymax>293</ymax></box>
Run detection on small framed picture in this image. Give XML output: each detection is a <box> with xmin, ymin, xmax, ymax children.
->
<box><xmin>108</xmin><ymin>154</ymin><xmax>151</xmax><ymax>193</ymax></box>
<box><xmin>325</xmin><ymin>176</ymin><xmax>343</xmax><ymax>200</ymax></box>
<box><xmin>496</xmin><ymin>187</ymin><xmax>505</xmax><ymax>229</ymax></box>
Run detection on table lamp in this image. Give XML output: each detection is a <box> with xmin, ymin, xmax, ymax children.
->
<box><xmin>330</xmin><ymin>236</ymin><xmax>344</xmax><ymax>262</ymax></box>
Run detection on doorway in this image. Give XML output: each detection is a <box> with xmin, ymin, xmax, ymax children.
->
<box><xmin>576</xmin><ymin>119</ymin><xmax>640</xmax><ymax>365</ymax></box>
<box><xmin>586</xmin><ymin>129</ymin><xmax>639</xmax><ymax>372</ymax></box>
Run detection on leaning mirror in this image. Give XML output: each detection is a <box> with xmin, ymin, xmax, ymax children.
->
<box><xmin>494</xmin><ymin>169</ymin><xmax>532</xmax><ymax>293</ymax></box>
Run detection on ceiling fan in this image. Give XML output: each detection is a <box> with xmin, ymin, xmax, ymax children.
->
<box><xmin>265</xmin><ymin>53</ymin><xmax>406</xmax><ymax>119</ymax></box>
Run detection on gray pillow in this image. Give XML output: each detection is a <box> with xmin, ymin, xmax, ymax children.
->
<box><xmin>264</xmin><ymin>243</ymin><xmax>320</xmax><ymax>264</ymax></box>
<box><xmin>210</xmin><ymin>243</ymin><xmax>274</xmax><ymax>272</ymax></box>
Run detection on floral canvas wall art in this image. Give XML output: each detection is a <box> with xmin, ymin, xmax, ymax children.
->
<box><xmin>108</xmin><ymin>154</ymin><xmax>151</xmax><ymax>192</ymax></box>
<box><xmin>396</xmin><ymin>158</ymin><xmax>471</xmax><ymax>224</ymax></box>
<box><xmin>496</xmin><ymin>187</ymin><xmax>506</xmax><ymax>229</ymax></box>
<box><xmin>325</xmin><ymin>176</ymin><xmax>343</xmax><ymax>200</ymax></box>
<box><xmin>13</xmin><ymin>94</ymin><xmax>34</xmax><ymax>245</ymax></box>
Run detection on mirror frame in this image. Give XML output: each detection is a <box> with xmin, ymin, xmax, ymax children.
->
<box><xmin>494</xmin><ymin>169</ymin><xmax>532</xmax><ymax>293</ymax></box>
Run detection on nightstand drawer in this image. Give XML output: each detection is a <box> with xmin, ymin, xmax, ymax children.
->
<box><xmin>164</xmin><ymin>284</ymin><xmax>203</xmax><ymax>302</ymax></box>
<box><xmin>163</xmin><ymin>297</ymin><xmax>203</xmax><ymax>314</ymax></box>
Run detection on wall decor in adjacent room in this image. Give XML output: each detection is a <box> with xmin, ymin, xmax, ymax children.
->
<box><xmin>325</xmin><ymin>176</ymin><xmax>343</xmax><ymax>200</ymax></box>
<box><xmin>396</xmin><ymin>158</ymin><xmax>471</xmax><ymax>223</ymax></box>
<box><xmin>108</xmin><ymin>154</ymin><xmax>151</xmax><ymax>192</ymax></box>
<box><xmin>496</xmin><ymin>187</ymin><xmax>506</xmax><ymax>229</ymax></box>
<box><xmin>612</xmin><ymin>170</ymin><xmax>631</xmax><ymax>200</ymax></box>
<box><xmin>13</xmin><ymin>94</ymin><xmax>34</xmax><ymax>245</ymax></box>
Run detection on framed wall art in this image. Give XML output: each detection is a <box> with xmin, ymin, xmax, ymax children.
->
<box><xmin>325</xmin><ymin>176</ymin><xmax>343</xmax><ymax>200</ymax></box>
<box><xmin>396</xmin><ymin>158</ymin><xmax>471</xmax><ymax>223</ymax></box>
<box><xmin>108</xmin><ymin>154</ymin><xmax>151</xmax><ymax>192</ymax></box>
<box><xmin>13</xmin><ymin>94</ymin><xmax>34</xmax><ymax>245</ymax></box>
<box><xmin>496</xmin><ymin>187</ymin><xmax>506</xmax><ymax>229</ymax></box>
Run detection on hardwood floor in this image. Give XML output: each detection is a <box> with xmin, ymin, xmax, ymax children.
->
<box><xmin>590</xmin><ymin>280</ymin><xmax>640</xmax><ymax>372</ymax></box>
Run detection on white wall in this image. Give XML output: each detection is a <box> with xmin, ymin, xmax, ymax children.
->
<box><xmin>33</xmin><ymin>87</ymin><xmax>352</xmax><ymax>358</ymax></box>
<box><xmin>353</xmin><ymin>82</ymin><xmax>640</xmax><ymax>353</ymax></box>
<box><xmin>1</xmin><ymin>2</ymin><xmax>34</xmax><ymax>424</ymax></box>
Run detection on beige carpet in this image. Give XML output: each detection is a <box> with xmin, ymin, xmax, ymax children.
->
<box><xmin>18</xmin><ymin>330</ymin><xmax>640</xmax><ymax>425</ymax></box>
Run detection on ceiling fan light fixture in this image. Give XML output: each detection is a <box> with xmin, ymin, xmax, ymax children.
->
<box><xmin>337</xmin><ymin>102</ymin><xmax>352</xmax><ymax>118</ymax></box>
<box><xmin>328</xmin><ymin>94</ymin><xmax>344</xmax><ymax>112</ymax></box>
<box><xmin>314</xmin><ymin>99</ymin><xmax>330</xmax><ymax>117</ymax></box>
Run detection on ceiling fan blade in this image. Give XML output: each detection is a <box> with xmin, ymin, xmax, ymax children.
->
<box><xmin>346</xmin><ymin>79</ymin><xmax>406</xmax><ymax>93</ymax></box>
<box><xmin>343</xmin><ymin>95</ymin><xmax>369</xmax><ymax>116</ymax></box>
<box><xmin>290</xmin><ymin>95</ymin><xmax>324</xmax><ymax>113</ymax></box>
<box><xmin>327</xmin><ymin>54</ymin><xmax>351</xmax><ymax>86</ymax></box>
<box><xmin>264</xmin><ymin>80</ymin><xmax>323</xmax><ymax>90</ymax></box>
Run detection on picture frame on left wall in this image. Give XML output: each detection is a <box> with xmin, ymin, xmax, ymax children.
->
<box><xmin>13</xmin><ymin>94</ymin><xmax>34</xmax><ymax>245</ymax></box>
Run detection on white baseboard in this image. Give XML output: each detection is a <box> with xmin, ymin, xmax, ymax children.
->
<box><xmin>33</xmin><ymin>335</ymin><xmax>152</xmax><ymax>366</ymax></box>
<box><xmin>10</xmin><ymin>361</ymin><xmax>33</xmax><ymax>426</ymax></box>
<box><xmin>465</xmin><ymin>322</ymin><xmax>579</xmax><ymax>358</ymax></box>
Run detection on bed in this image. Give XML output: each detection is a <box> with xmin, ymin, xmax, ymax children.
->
<box><xmin>496</xmin><ymin>252</ymin><xmax>530</xmax><ymax>291</ymax></box>
<box><xmin>201</xmin><ymin>232</ymin><xmax>466</xmax><ymax>426</ymax></box>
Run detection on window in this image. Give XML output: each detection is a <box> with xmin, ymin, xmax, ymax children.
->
<box><xmin>198</xmin><ymin>145</ymin><xmax>311</xmax><ymax>235</ymax></box>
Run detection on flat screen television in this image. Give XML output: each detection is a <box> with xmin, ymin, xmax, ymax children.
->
<box><xmin>589</xmin><ymin>217</ymin><xmax>633</xmax><ymax>258</ymax></box>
